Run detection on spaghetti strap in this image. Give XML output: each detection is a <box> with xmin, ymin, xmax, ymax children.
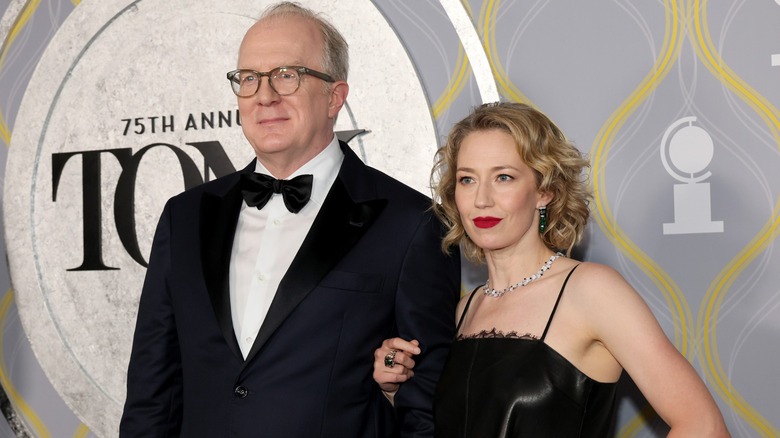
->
<box><xmin>540</xmin><ymin>264</ymin><xmax>580</xmax><ymax>341</ymax></box>
<box><xmin>454</xmin><ymin>285</ymin><xmax>482</xmax><ymax>338</ymax></box>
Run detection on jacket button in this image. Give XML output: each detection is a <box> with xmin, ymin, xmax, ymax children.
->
<box><xmin>234</xmin><ymin>386</ymin><xmax>248</xmax><ymax>398</ymax></box>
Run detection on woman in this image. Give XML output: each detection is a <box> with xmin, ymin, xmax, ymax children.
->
<box><xmin>373</xmin><ymin>102</ymin><xmax>729</xmax><ymax>437</ymax></box>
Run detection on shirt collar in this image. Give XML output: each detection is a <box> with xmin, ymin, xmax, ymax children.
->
<box><xmin>252</xmin><ymin>135</ymin><xmax>344</xmax><ymax>207</ymax></box>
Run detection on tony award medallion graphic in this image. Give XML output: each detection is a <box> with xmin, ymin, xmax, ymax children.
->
<box><xmin>661</xmin><ymin>116</ymin><xmax>724</xmax><ymax>235</ymax></box>
<box><xmin>2</xmin><ymin>0</ymin><xmax>499</xmax><ymax>435</ymax></box>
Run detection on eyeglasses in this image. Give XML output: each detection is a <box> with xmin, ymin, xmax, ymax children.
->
<box><xmin>226</xmin><ymin>66</ymin><xmax>335</xmax><ymax>97</ymax></box>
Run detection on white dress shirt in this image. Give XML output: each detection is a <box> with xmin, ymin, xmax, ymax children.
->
<box><xmin>229</xmin><ymin>136</ymin><xmax>344</xmax><ymax>358</ymax></box>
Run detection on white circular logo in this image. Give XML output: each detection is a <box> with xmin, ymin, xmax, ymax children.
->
<box><xmin>4</xmin><ymin>0</ymin><xmax>444</xmax><ymax>435</ymax></box>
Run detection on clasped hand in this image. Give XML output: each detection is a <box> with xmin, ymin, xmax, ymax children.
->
<box><xmin>372</xmin><ymin>338</ymin><xmax>421</xmax><ymax>404</ymax></box>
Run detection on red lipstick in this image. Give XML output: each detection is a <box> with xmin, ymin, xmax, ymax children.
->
<box><xmin>473</xmin><ymin>217</ymin><xmax>501</xmax><ymax>229</ymax></box>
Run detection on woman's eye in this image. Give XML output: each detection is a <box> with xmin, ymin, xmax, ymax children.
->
<box><xmin>497</xmin><ymin>174</ymin><xmax>513</xmax><ymax>182</ymax></box>
<box><xmin>458</xmin><ymin>176</ymin><xmax>474</xmax><ymax>184</ymax></box>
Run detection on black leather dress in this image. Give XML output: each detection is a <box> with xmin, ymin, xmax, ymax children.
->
<box><xmin>434</xmin><ymin>266</ymin><xmax>618</xmax><ymax>437</ymax></box>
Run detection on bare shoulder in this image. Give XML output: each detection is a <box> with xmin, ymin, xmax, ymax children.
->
<box><xmin>563</xmin><ymin>261</ymin><xmax>664</xmax><ymax>342</ymax></box>
<box><xmin>567</xmin><ymin>261</ymin><xmax>631</xmax><ymax>291</ymax></box>
<box><xmin>454</xmin><ymin>288</ymin><xmax>478</xmax><ymax>323</ymax></box>
<box><xmin>563</xmin><ymin>261</ymin><xmax>645</xmax><ymax>311</ymax></box>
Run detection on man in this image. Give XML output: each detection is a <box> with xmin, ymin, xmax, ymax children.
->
<box><xmin>119</xmin><ymin>2</ymin><xmax>460</xmax><ymax>437</ymax></box>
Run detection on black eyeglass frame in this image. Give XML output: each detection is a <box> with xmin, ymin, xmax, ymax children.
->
<box><xmin>226</xmin><ymin>66</ymin><xmax>336</xmax><ymax>97</ymax></box>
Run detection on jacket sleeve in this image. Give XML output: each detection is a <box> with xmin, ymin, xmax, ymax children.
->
<box><xmin>119</xmin><ymin>201</ymin><xmax>183</xmax><ymax>437</ymax></box>
<box><xmin>393</xmin><ymin>212</ymin><xmax>461</xmax><ymax>437</ymax></box>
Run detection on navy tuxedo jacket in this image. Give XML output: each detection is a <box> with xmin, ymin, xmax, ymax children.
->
<box><xmin>120</xmin><ymin>142</ymin><xmax>461</xmax><ymax>437</ymax></box>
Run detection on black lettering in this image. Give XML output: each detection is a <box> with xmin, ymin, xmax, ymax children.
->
<box><xmin>186</xmin><ymin>141</ymin><xmax>237</xmax><ymax>182</ymax></box>
<box><xmin>162</xmin><ymin>115</ymin><xmax>174</xmax><ymax>132</ymax></box>
<box><xmin>53</xmin><ymin>141</ymin><xmax>239</xmax><ymax>270</ymax></box>
<box><xmin>218</xmin><ymin>111</ymin><xmax>232</xmax><ymax>127</ymax></box>
<box><xmin>121</xmin><ymin>116</ymin><xmax>176</xmax><ymax>135</ymax></box>
<box><xmin>133</xmin><ymin>117</ymin><xmax>145</xmax><ymax>135</ymax></box>
<box><xmin>114</xmin><ymin>143</ymin><xmax>204</xmax><ymax>267</ymax></box>
<box><xmin>185</xmin><ymin>113</ymin><xmax>197</xmax><ymax>130</ymax></box>
<box><xmin>52</xmin><ymin>149</ymin><xmax>134</xmax><ymax>271</ymax></box>
<box><xmin>148</xmin><ymin>116</ymin><xmax>159</xmax><ymax>133</ymax></box>
<box><xmin>201</xmin><ymin>112</ymin><xmax>215</xmax><ymax>130</ymax></box>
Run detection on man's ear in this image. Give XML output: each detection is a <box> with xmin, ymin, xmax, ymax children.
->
<box><xmin>328</xmin><ymin>81</ymin><xmax>349</xmax><ymax>119</ymax></box>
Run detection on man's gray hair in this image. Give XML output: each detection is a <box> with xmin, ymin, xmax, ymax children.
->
<box><xmin>260</xmin><ymin>2</ymin><xmax>349</xmax><ymax>82</ymax></box>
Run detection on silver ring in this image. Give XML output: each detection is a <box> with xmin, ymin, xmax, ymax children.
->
<box><xmin>384</xmin><ymin>349</ymin><xmax>397</xmax><ymax>368</ymax></box>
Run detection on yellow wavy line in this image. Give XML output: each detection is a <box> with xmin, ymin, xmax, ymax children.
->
<box><xmin>0</xmin><ymin>290</ymin><xmax>51</xmax><ymax>437</ymax></box>
<box><xmin>431</xmin><ymin>1</ymin><xmax>473</xmax><ymax>118</ymax></box>
<box><xmin>0</xmin><ymin>0</ymin><xmax>43</xmax><ymax>146</ymax></box>
<box><xmin>691</xmin><ymin>1</ymin><xmax>780</xmax><ymax>435</ymax></box>
<box><xmin>2</xmin><ymin>3</ymin><xmax>78</xmax><ymax>435</ymax></box>
<box><xmin>619</xmin><ymin>404</ymin><xmax>658</xmax><ymax>437</ymax></box>
<box><xmin>432</xmin><ymin>44</ymin><xmax>471</xmax><ymax>119</ymax></box>
<box><xmin>0</xmin><ymin>111</ymin><xmax>10</xmax><ymax>147</ymax></box>
<box><xmin>592</xmin><ymin>0</ymin><xmax>690</xmax><ymax>353</ymax></box>
<box><xmin>72</xmin><ymin>422</ymin><xmax>91</xmax><ymax>438</ymax></box>
<box><xmin>589</xmin><ymin>1</ymin><xmax>691</xmax><ymax>437</ymax></box>
<box><xmin>479</xmin><ymin>0</ymin><xmax>531</xmax><ymax>104</ymax></box>
<box><xmin>690</xmin><ymin>1</ymin><xmax>780</xmax><ymax>142</ymax></box>
<box><xmin>0</xmin><ymin>0</ymin><xmax>41</xmax><ymax>72</ymax></box>
<box><xmin>697</xmin><ymin>202</ymin><xmax>780</xmax><ymax>438</ymax></box>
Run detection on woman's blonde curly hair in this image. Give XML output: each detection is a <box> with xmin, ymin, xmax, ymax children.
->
<box><xmin>432</xmin><ymin>102</ymin><xmax>591</xmax><ymax>263</ymax></box>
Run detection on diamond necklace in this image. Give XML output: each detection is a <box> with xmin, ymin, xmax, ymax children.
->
<box><xmin>483</xmin><ymin>252</ymin><xmax>564</xmax><ymax>298</ymax></box>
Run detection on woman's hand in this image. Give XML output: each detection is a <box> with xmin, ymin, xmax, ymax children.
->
<box><xmin>372</xmin><ymin>338</ymin><xmax>421</xmax><ymax>405</ymax></box>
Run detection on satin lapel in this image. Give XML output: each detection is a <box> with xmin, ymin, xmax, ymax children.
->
<box><xmin>200</xmin><ymin>169</ymin><xmax>248</xmax><ymax>361</ymax></box>
<box><xmin>242</xmin><ymin>178</ymin><xmax>387</xmax><ymax>366</ymax></box>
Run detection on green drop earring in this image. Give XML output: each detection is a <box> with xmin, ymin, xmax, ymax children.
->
<box><xmin>538</xmin><ymin>206</ymin><xmax>547</xmax><ymax>233</ymax></box>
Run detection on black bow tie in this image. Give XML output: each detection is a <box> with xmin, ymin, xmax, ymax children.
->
<box><xmin>240</xmin><ymin>173</ymin><xmax>313</xmax><ymax>213</ymax></box>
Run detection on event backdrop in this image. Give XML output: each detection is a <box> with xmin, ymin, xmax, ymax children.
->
<box><xmin>1</xmin><ymin>0</ymin><xmax>778</xmax><ymax>437</ymax></box>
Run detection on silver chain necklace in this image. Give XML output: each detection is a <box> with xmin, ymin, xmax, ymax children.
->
<box><xmin>483</xmin><ymin>252</ymin><xmax>564</xmax><ymax>298</ymax></box>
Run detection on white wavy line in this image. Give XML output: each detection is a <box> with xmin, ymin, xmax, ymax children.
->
<box><xmin>671</xmin><ymin>29</ymin><xmax>777</xmax><ymax>213</ymax></box>
<box><xmin>724</xmin><ymin>251</ymin><xmax>778</xmax><ymax>436</ymax></box>
<box><xmin>438</xmin><ymin>0</ymin><xmax>499</xmax><ymax>102</ymax></box>
<box><xmin>504</xmin><ymin>0</ymin><xmax>547</xmax><ymax>69</ymax></box>
<box><xmin>613</xmin><ymin>0</ymin><xmax>658</xmax><ymax>55</ymax></box>
<box><xmin>29</xmin><ymin>1</ymin><xmax>142</xmax><ymax>409</ymax></box>
<box><xmin>386</xmin><ymin>0</ymin><xmax>455</xmax><ymax>122</ymax></box>
<box><xmin>713</xmin><ymin>0</ymin><xmax>780</xmax><ymax>159</ymax></box>
<box><xmin>719</xmin><ymin>75</ymin><xmax>780</xmax><ymax>154</ymax></box>
<box><xmin>604</xmin><ymin>2</ymin><xmax>697</xmax><ymax>351</ymax></box>
<box><xmin>726</xmin><ymin>255</ymin><xmax>777</xmax><ymax>380</ymax></box>
<box><xmin>664</xmin><ymin>109</ymin><xmax>777</xmax><ymax>325</ymax></box>
<box><xmin>718</xmin><ymin>0</ymin><xmax>746</xmax><ymax>51</ymax></box>
<box><xmin>2</xmin><ymin>2</ymin><xmax>74</xmax><ymax>142</ymax></box>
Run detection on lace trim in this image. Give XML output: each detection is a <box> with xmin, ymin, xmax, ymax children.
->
<box><xmin>456</xmin><ymin>327</ymin><xmax>538</xmax><ymax>341</ymax></box>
